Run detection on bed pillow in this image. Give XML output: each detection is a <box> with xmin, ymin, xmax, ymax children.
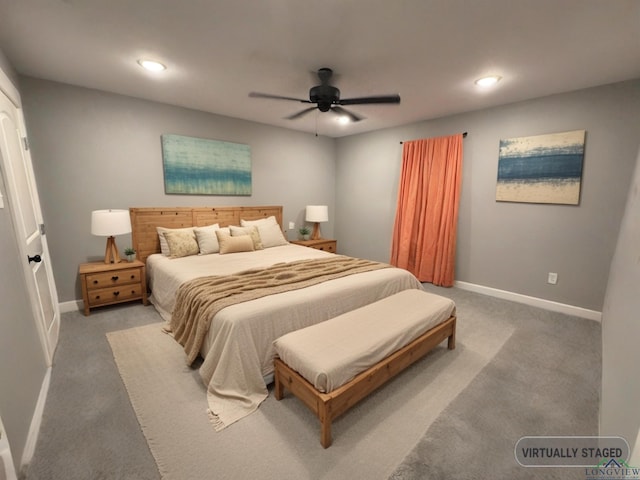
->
<box><xmin>194</xmin><ymin>224</ymin><xmax>221</xmax><ymax>254</ymax></box>
<box><xmin>241</xmin><ymin>215</ymin><xmax>278</xmax><ymax>227</ymax></box>
<box><xmin>156</xmin><ymin>226</ymin><xmax>195</xmax><ymax>256</ymax></box>
<box><xmin>240</xmin><ymin>216</ymin><xmax>288</xmax><ymax>248</ymax></box>
<box><xmin>164</xmin><ymin>230</ymin><xmax>200</xmax><ymax>258</ymax></box>
<box><xmin>229</xmin><ymin>225</ymin><xmax>264</xmax><ymax>250</ymax></box>
<box><xmin>216</xmin><ymin>230</ymin><xmax>255</xmax><ymax>254</ymax></box>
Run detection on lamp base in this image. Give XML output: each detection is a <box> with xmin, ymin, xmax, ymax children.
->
<box><xmin>311</xmin><ymin>222</ymin><xmax>322</xmax><ymax>240</ymax></box>
<box><xmin>104</xmin><ymin>236</ymin><xmax>122</xmax><ymax>264</ymax></box>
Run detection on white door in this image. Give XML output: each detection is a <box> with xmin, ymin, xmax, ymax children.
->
<box><xmin>0</xmin><ymin>88</ymin><xmax>59</xmax><ymax>366</ymax></box>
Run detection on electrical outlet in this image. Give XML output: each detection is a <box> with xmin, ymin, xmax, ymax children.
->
<box><xmin>288</xmin><ymin>221</ymin><xmax>295</xmax><ymax>230</ymax></box>
<box><xmin>547</xmin><ymin>272</ymin><xmax>558</xmax><ymax>285</ymax></box>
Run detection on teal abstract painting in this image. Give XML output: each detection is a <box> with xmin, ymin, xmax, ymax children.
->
<box><xmin>161</xmin><ymin>134</ymin><xmax>251</xmax><ymax>196</ymax></box>
<box><xmin>496</xmin><ymin>130</ymin><xmax>585</xmax><ymax>205</ymax></box>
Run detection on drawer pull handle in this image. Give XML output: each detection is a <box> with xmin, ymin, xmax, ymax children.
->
<box><xmin>113</xmin><ymin>291</ymin><xmax>120</xmax><ymax>297</ymax></box>
<box><xmin>93</xmin><ymin>280</ymin><xmax>98</xmax><ymax>284</ymax></box>
<box><xmin>130</xmin><ymin>275</ymin><xmax>135</xmax><ymax>279</ymax></box>
<box><xmin>111</xmin><ymin>275</ymin><xmax>119</xmax><ymax>281</ymax></box>
<box><xmin>95</xmin><ymin>295</ymin><xmax>100</xmax><ymax>300</ymax></box>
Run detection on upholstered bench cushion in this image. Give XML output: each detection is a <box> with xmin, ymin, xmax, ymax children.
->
<box><xmin>273</xmin><ymin>289</ymin><xmax>455</xmax><ymax>393</ymax></box>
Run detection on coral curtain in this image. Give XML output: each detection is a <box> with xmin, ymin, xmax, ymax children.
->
<box><xmin>390</xmin><ymin>134</ymin><xmax>463</xmax><ymax>286</ymax></box>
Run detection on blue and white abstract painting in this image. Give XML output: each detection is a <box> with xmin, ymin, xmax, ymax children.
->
<box><xmin>162</xmin><ymin>134</ymin><xmax>251</xmax><ymax>196</ymax></box>
<box><xmin>496</xmin><ymin>130</ymin><xmax>585</xmax><ymax>205</ymax></box>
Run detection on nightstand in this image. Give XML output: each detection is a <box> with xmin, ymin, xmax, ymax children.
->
<box><xmin>79</xmin><ymin>260</ymin><xmax>148</xmax><ymax>316</ymax></box>
<box><xmin>290</xmin><ymin>239</ymin><xmax>337</xmax><ymax>253</ymax></box>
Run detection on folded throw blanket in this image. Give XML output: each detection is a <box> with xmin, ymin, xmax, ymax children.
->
<box><xmin>169</xmin><ymin>255</ymin><xmax>390</xmax><ymax>364</ymax></box>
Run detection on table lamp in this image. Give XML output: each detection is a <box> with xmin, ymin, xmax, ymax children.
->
<box><xmin>305</xmin><ymin>205</ymin><xmax>328</xmax><ymax>240</ymax></box>
<box><xmin>91</xmin><ymin>209</ymin><xmax>131</xmax><ymax>264</ymax></box>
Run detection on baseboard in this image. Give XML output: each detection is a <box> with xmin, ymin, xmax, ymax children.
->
<box><xmin>19</xmin><ymin>367</ymin><xmax>51</xmax><ymax>476</ymax></box>
<box><xmin>454</xmin><ymin>281</ymin><xmax>602</xmax><ymax>322</ymax></box>
<box><xmin>59</xmin><ymin>300</ymin><xmax>82</xmax><ymax>314</ymax></box>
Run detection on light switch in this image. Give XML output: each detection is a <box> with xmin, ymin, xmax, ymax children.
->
<box><xmin>288</xmin><ymin>221</ymin><xmax>295</xmax><ymax>230</ymax></box>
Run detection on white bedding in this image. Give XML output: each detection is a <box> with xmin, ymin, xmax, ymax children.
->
<box><xmin>147</xmin><ymin>243</ymin><xmax>423</xmax><ymax>430</ymax></box>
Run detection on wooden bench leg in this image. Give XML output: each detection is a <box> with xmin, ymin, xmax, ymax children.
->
<box><xmin>318</xmin><ymin>402</ymin><xmax>332</xmax><ymax>448</ymax></box>
<box><xmin>447</xmin><ymin>318</ymin><xmax>456</xmax><ymax>350</ymax></box>
<box><xmin>274</xmin><ymin>361</ymin><xmax>284</xmax><ymax>400</ymax></box>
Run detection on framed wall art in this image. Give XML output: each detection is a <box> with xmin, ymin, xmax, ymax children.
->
<box><xmin>496</xmin><ymin>130</ymin><xmax>586</xmax><ymax>205</ymax></box>
<box><xmin>161</xmin><ymin>134</ymin><xmax>251</xmax><ymax>196</ymax></box>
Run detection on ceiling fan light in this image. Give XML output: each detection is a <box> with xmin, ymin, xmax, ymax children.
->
<box><xmin>475</xmin><ymin>75</ymin><xmax>502</xmax><ymax>87</ymax></box>
<box><xmin>137</xmin><ymin>59</ymin><xmax>166</xmax><ymax>72</ymax></box>
<box><xmin>338</xmin><ymin>115</ymin><xmax>350</xmax><ymax>125</ymax></box>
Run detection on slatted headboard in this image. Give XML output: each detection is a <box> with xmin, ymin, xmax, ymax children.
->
<box><xmin>130</xmin><ymin>206</ymin><xmax>283</xmax><ymax>264</ymax></box>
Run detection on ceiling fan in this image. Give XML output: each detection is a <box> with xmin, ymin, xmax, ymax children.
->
<box><xmin>249</xmin><ymin>67</ymin><xmax>401</xmax><ymax>122</ymax></box>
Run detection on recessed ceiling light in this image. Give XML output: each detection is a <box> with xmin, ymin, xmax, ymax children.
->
<box><xmin>475</xmin><ymin>75</ymin><xmax>502</xmax><ymax>87</ymax></box>
<box><xmin>137</xmin><ymin>59</ymin><xmax>166</xmax><ymax>72</ymax></box>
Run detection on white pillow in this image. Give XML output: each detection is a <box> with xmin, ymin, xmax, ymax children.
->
<box><xmin>157</xmin><ymin>226</ymin><xmax>195</xmax><ymax>256</ymax></box>
<box><xmin>240</xmin><ymin>216</ymin><xmax>288</xmax><ymax>248</ymax></box>
<box><xmin>194</xmin><ymin>224</ymin><xmax>221</xmax><ymax>254</ymax></box>
<box><xmin>241</xmin><ymin>216</ymin><xmax>278</xmax><ymax>227</ymax></box>
<box><xmin>230</xmin><ymin>225</ymin><xmax>263</xmax><ymax>250</ymax></box>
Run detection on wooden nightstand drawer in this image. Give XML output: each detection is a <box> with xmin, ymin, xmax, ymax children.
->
<box><xmin>291</xmin><ymin>239</ymin><xmax>337</xmax><ymax>253</ymax></box>
<box><xmin>313</xmin><ymin>241</ymin><xmax>336</xmax><ymax>253</ymax></box>
<box><xmin>85</xmin><ymin>268</ymin><xmax>141</xmax><ymax>289</ymax></box>
<box><xmin>87</xmin><ymin>284</ymin><xmax>143</xmax><ymax>307</ymax></box>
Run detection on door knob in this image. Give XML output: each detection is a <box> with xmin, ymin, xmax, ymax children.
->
<box><xmin>28</xmin><ymin>254</ymin><xmax>42</xmax><ymax>263</ymax></box>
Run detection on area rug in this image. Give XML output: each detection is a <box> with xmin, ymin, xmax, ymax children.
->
<box><xmin>107</xmin><ymin>302</ymin><xmax>512</xmax><ymax>480</ymax></box>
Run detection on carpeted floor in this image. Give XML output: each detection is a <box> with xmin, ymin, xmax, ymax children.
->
<box><xmin>25</xmin><ymin>285</ymin><xmax>601</xmax><ymax>479</ymax></box>
<box><xmin>389</xmin><ymin>287</ymin><xmax>600</xmax><ymax>479</ymax></box>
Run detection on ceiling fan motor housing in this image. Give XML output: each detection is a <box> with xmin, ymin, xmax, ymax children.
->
<box><xmin>309</xmin><ymin>85</ymin><xmax>340</xmax><ymax>111</ymax></box>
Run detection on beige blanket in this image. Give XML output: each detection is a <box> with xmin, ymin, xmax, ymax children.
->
<box><xmin>169</xmin><ymin>255</ymin><xmax>391</xmax><ymax>365</ymax></box>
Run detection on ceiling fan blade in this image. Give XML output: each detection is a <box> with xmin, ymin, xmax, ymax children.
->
<box><xmin>331</xmin><ymin>106</ymin><xmax>363</xmax><ymax>122</ymax></box>
<box><xmin>338</xmin><ymin>94</ymin><xmax>401</xmax><ymax>106</ymax></box>
<box><xmin>285</xmin><ymin>106</ymin><xmax>317</xmax><ymax>120</ymax></box>
<box><xmin>249</xmin><ymin>92</ymin><xmax>311</xmax><ymax>103</ymax></box>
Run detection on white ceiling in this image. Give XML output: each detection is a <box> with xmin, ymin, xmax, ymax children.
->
<box><xmin>0</xmin><ymin>0</ymin><xmax>638</xmax><ymax>138</ymax></box>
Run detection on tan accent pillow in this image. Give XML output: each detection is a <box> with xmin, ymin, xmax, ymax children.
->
<box><xmin>216</xmin><ymin>230</ymin><xmax>255</xmax><ymax>254</ymax></box>
<box><xmin>240</xmin><ymin>217</ymin><xmax>287</xmax><ymax>248</ymax></box>
<box><xmin>194</xmin><ymin>224</ymin><xmax>221</xmax><ymax>254</ymax></box>
<box><xmin>230</xmin><ymin>225</ymin><xmax>263</xmax><ymax>250</ymax></box>
<box><xmin>164</xmin><ymin>230</ymin><xmax>200</xmax><ymax>258</ymax></box>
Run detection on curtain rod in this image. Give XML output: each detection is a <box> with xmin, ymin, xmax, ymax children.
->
<box><xmin>400</xmin><ymin>132</ymin><xmax>467</xmax><ymax>144</ymax></box>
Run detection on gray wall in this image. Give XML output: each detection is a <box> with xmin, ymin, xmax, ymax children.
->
<box><xmin>20</xmin><ymin>77</ymin><xmax>336</xmax><ymax>303</ymax></box>
<box><xmin>600</xmin><ymin>146</ymin><xmax>640</xmax><ymax>453</ymax></box>
<box><xmin>0</xmin><ymin>49</ymin><xmax>18</xmax><ymax>88</ymax></box>
<box><xmin>0</xmin><ymin>96</ymin><xmax>48</xmax><ymax>471</ymax></box>
<box><xmin>335</xmin><ymin>80</ymin><xmax>640</xmax><ymax>311</ymax></box>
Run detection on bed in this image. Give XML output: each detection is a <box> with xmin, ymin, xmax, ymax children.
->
<box><xmin>130</xmin><ymin>206</ymin><xmax>424</xmax><ymax>430</ymax></box>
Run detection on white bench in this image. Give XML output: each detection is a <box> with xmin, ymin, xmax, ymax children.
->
<box><xmin>273</xmin><ymin>289</ymin><xmax>456</xmax><ymax>448</ymax></box>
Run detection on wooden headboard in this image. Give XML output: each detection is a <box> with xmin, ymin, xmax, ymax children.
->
<box><xmin>130</xmin><ymin>206</ymin><xmax>283</xmax><ymax>264</ymax></box>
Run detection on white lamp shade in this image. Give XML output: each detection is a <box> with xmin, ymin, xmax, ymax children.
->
<box><xmin>305</xmin><ymin>205</ymin><xmax>329</xmax><ymax>223</ymax></box>
<box><xmin>91</xmin><ymin>209</ymin><xmax>131</xmax><ymax>237</ymax></box>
